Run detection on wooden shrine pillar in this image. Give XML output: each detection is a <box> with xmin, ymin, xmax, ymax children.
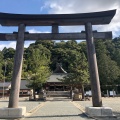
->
<box><xmin>52</xmin><ymin>23</ymin><xmax>59</xmax><ymax>33</ymax></box>
<box><xmin>8</xmin><ymin>24</ymin><xmax>25</xmax><ymax>108</ymax></box>
<box><xmin>85</xmin><ymin>22</ymin><xmax>102</xmax><ymax>107</ymax></box>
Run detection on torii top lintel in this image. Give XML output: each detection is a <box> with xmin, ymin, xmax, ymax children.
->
<box><xmin>0</xmin><ymin>9</ymin><xmax>116</xmax><ymax>26</ymax></box>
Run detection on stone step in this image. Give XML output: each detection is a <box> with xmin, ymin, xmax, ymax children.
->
<box><xmin>47</xmin><ymin>91</ymin><xmax>70</xmax><ymax>97</ymax></box>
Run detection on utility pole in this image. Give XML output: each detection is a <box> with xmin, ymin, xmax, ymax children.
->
<box><xmin>3</xmin><ymin>60</ymin><xmax>7</xmax><ymax>98</ymax></box>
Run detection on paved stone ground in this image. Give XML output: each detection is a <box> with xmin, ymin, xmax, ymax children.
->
<box><xmin>75</xmin><ymin>97</ymin><xmax>120</xmax><ymax>119</ymax></box>
<box><xmin>0</xmin><ymin>97</ymin><xmax>94</xmax><ymax>120</ymax></box>
<box><xmin>0</xmin><ymin>98</ymin><xmax>41</xmax><ymax>112</ymax></box>
<box><xmin>0</xmin><ymin>97</ymin><xmax>120</xmax><ymax>120</ymax></box>
<box><xmin>23</xmin><ymin>101</ymin><xmax>94</xmax><ymax>120</ymax></box>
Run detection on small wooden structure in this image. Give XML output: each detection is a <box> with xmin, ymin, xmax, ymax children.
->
<box><xmin>46</xmin><ymin>63</ymin><xmax>70</xmax><ymax>97</ymax></box>
<box><xmin>46</xmin><ymin>63</ymin><xmax>67</xmax><ymax>91</ymax></box>
<box><xmin>0</xmin><ymin>82</ymin><xmax>11</xmax><ymax>97</ymax></box>
<box><xmin>0</xmin><ymin>80</ymin><xmax>31</xmax><ymax>97</ymax></box>
<box><xmin>19</xmin><ymin>80</ymin><xmax>31</xmax><ymax>97</ymax></box>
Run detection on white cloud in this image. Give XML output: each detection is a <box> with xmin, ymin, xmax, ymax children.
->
<box><xmin>42</xmin><ymin>0</ymin><xmax>120</xmax><ymax>38</ymax></box>
<box><xmin>0</xmin><ymin>42</ymin><xmax>16</xmax><ymax>51</ymax></box>
<box><xmin>0</xmin><ymin>41</ymin><xmax>35</xmax><ymax>51</ymax></box>
<box><xmin>28</xmin><ymin>29</ymin><xmax>42</xmax><ymax>33</ymax></box>
<box><xmin>45</xmin><ymin>0</ymin><xmax>119</xmax><ymax>14</ymax></box>
<box><xmin>0</xmin><ymin>41</ymin><xmax>36</xmax><ymax>51</ymax></box>
<box><xmin>28</xmin><ymin>28</ymin><xmax>50</xmax><ymax>33</ymax></box>
<box><xmin>24</xmin><ymin>41</ymin><xmax>35</xmax><ymax>48</ymax></box>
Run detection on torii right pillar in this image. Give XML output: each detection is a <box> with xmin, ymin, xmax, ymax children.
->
<box><xmin>85</xmin><ymin>22</ymin><xmax>114</xmax><ymax>117</ymax></box>
<box><xmin>85</xmin><ymin>22</ymin><xmax>102</xmax><ymax>107</ymax></box>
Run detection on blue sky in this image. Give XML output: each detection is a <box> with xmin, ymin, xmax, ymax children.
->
<box><xmin>0</xmin><ymin>0</ymin><xmax>120</xmax><ymax>50</ymax></box>
<box><xmin>0</xmin><ymin>0</ymin><xmax>45</xmax><ymax>14</ymax></box>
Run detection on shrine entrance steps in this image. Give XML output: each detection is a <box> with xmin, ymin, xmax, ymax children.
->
<box><xmin>46</xmin><ymin>97</ymin><xmax>71</xmax><ymax>101</ymax></box>
<box><xmin>46</xmin><ymin>91</ymin><xmax>71</xmax><ymax>101</ymax></box>
<box><xmin>47</xmin><ymin>91</ymin><xmax>70</xmax><ymax>97</ymax></box>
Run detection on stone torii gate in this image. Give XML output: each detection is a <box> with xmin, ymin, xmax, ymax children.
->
<box><xmin>0</xmin><ymin>9</ymin><xmax>116</xmax><ymax>118</ymax></box>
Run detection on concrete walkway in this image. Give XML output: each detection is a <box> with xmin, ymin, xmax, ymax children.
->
<box><xmin>0</xmin><ymin>97</ymin><xmax>119</xmax><ymax>120</ymax></box>
<box><xmin>23</xmin><ymin>101</ymin><xmax>94</xmax><ymax>120</ymax></box>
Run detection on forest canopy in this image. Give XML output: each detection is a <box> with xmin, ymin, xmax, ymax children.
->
<box><xmin>1</xmin><ymin>36</ymin><xmax>120</xmax><ymax>92</ymax></box>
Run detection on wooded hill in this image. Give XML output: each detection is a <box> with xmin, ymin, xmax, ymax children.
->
<box><xmin>1</xmin><ymin>36</ymin><xmax>120</xmax><ymax>92</ymax></box>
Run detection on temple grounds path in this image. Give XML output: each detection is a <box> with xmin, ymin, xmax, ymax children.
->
<box><xmin>0</xmin><ymin>97</ymin><xmax>120</xmax><ymax>120</ymax></box>
<box><xmin>0</xmin><ymin>97</ymin><xmax>94</xmax><ymax>120</ymax></box>
<box><xmin>23</xmin><ymin>100</ymin><xmax>94</xmax><ymax>120</ymax></box>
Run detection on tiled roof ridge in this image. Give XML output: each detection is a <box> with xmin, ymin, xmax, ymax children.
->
<box><xmin>53</xmin><ymin>63</ymin><xmax>67</xmax><ymax>73</ymax></box>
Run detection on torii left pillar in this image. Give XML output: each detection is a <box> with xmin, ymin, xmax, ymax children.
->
<box><xmin>0</xmin><ymin>24</ymin><xmax>26</xmax><ymax>119</ymax></box>
<box><xmin>8</xmin><ymin>24</ymin><xmax>25</xmax><ymax>108</ymax></box>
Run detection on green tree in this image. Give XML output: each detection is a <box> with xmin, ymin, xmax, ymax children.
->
<box><xmin>51</xmin><ymin>40</ymin><xmax>81</xmax><ymax>71</ymax></box>
<box><xmin>2</xmin><ymin>47</ymin><xmax>15</xmax><ymax>81</ymax></box>
<box><xmin>2</xmin><ymin>47</ymin><xmax>15</xmax><ymax>59</ymax></box>
<box><xmin>109</xmin><ymin>37</ymin><xmax>120</xmax><ymax>67</ymax></box>
<box><xmin>95</xmin><ymin>40</ymin><xmax>120</xmax><ymax>88</ymax></box>
<box><xmin>0</xmin><ymin>51</ymin><xmax>3</xmax><ymax>81</ymax></box>
<box><xmin>35</xmin><ymin>40</ymin><xmax>55</xmax><ymax>51</ymax></box>
<box><xmin>60</xmin><ymin>52</ymin><xmax>89</xmax><ymax>100</ymax></box>
<box><xmin>25</xmin><ymin>44</ymin><xmax>51</xmax><ymax>100</ymax></box>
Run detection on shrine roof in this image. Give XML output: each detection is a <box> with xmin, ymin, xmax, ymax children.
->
<box><xmin>53</xmin><ymin>64</ymin><xmax>67</xmax><ymax>73</ymax></box>
<box><xmin>47</xmin><ymin>73</ymin><xmax>67</xmax><ymax>83</ymax></box>
<box><xmin>0</xmin><ymin>9</ymin><xmax>116</xmax><ymax>26</ymax></box>
<box><xmin>0</xmin><ymin>82</ymin><xmax>11</xmax><ymax>88</ymax></box>
<box><xmin>20</xmin><ymin>80</ymin><xmax>30</xmax><ymax>90</ymax></box>
<box><xmin>0</xmin><ymin>80</ymin><xmax>30</xmax><ymax>90</ymax></box>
